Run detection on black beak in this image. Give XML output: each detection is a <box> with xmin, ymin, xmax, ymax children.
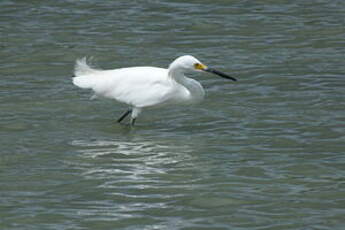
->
<box><xmin>203</xmin><ymin>68</ymin><xmax>237</xmax><ymax>81</ymax></box>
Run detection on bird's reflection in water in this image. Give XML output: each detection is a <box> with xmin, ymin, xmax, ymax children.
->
<box><xmin>68</xmin><ymin>138</ymin><xmax>215</xmax><ymax>222</ymax></box>
<box><xmin>70</xmin><ymin>138</ymin><xmax>197</xmax><ymax>188</ymax></box>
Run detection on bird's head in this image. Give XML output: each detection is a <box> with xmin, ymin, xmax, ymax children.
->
<box><xmin>169</xmin><ymin>55</ymin><xmax>237</xmax><ymax>81</ymax></box>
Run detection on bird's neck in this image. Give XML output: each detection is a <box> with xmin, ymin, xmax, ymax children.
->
<box><xmin>168</xmin><ymin>68</ymin><xmax>205</xmax><ymax>103</ymax></box>
<box><xmin>168</xmin><ymin>67</ymin><xmax>185</xmax><ymax>81</ymax></box>
<box><xmin>168</xmin><ymin>66</ymin><xmax>191</xmax><ymax>86</ymax></box>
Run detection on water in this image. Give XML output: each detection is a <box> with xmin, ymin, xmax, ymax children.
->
<box><xmin>1</xmin><ymin>0</ymin><xmax>345</xmax><ymax>229</ymax></box>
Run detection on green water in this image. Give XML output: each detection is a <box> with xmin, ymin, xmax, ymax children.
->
<box><xmin>1</xmin><ymin>0</ymin><xmax>345</xmax><ymax>229</ymax></box>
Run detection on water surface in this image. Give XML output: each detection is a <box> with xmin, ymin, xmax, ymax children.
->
<box><xmin>1</xmin><ymin>0</ymin><xmax>345</xmax><ymax>229</ymax></box>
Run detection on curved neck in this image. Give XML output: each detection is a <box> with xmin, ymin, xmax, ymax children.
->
<box><xmin>168</xmin><ymin>61</ymin><xmax>185</xmax><ymax>79</ymax></box>
<box><xmin>168</xmin><ymin>66</ymin><xmax>185</xmax><ymax>81</ymax></box>
<box><xmin>168</xmin><ymin>64</ymin><xmax>191</xmax><ymax>87</ymax></box>
<box><xmin>168</xmin><ymin>67</ymin><xmax>205</xmax><ymax>103</ymax></box>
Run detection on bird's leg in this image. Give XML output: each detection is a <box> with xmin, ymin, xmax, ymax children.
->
<box><xmin>117</xmin><ymin>109</ymin><xmax>132</xmax><ymax>123</ymax></box>
<box><xmin>129</xmin><ymin>107</ymin><xmax>142</xmax><ymax>126</ymax></box>
<box><xmin>130</xmin><ymin>118</ymin><xmax>136</xmax><ymax>126</ymax></box>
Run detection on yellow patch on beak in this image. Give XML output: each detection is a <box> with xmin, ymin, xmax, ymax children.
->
<box><xmin>194</xmin><ymin>63</ymin><xmax>207</xmax><ymax>70</ymax></box>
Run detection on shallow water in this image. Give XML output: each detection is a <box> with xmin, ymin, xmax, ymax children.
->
<box><xmin>1</xmin><ymin>0</ymin><xmax>345</xmax><ymax>229</ymax></box>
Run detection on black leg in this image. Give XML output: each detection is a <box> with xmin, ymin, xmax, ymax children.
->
<box><xmin>117</xmin><ymin>109</ymin><xmax>132</xmax><ymax>123</ymax></box>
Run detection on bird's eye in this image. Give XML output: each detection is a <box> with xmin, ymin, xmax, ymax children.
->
<box><xmin>194</xmin><ymin>63</ymin><xmax>206</xmax><ymax>70</ymax></box>
<box><xmin>194</xmin><ymin>63</ymin><xmax>201</xmax><ymax>69</ymax></box>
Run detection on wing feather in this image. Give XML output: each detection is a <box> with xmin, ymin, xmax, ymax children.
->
<box><xmin>73</xmin><ymin>62</ymin><xmax>180</xmax><ymax>107</ymax></box>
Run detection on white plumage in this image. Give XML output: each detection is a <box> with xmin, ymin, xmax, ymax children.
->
<box><xmin>73</xmin><ymin>55</ymin><xmax>236</xmax><ymax>125</ymax></box>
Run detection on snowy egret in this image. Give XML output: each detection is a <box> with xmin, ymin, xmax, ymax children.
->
<box><xmin>73</xmin><ymin>55</ymin><xmax>236</xmax><ymax>125</ymax></box>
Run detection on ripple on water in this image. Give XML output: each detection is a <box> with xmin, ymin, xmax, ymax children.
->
<box><xmin>1</xmin><ymin>0</ymin><xmax>345</xmax><ymax>229</ymax></box>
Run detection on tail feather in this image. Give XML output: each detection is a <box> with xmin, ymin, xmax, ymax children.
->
<box><xmin>72</xmin><ymin>57</ymin><xmax>100</xmax><ymax>89</ymax></box>
<box><xmin>74</xmin><ymin>57</ymin><xmax>98</xmax><ymax>76</ymax></box>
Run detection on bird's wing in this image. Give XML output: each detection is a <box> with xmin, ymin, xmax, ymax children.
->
<box><xmin>88</xmin><ymin>67</ymin><xmax>181</xmax><ymax>107</ymax></box>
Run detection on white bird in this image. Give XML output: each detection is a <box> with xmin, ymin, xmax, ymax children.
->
<box><xmin>72</xmin><ymin>55</ymin><xmax>236</xmax><ymax>125</ymax></box>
